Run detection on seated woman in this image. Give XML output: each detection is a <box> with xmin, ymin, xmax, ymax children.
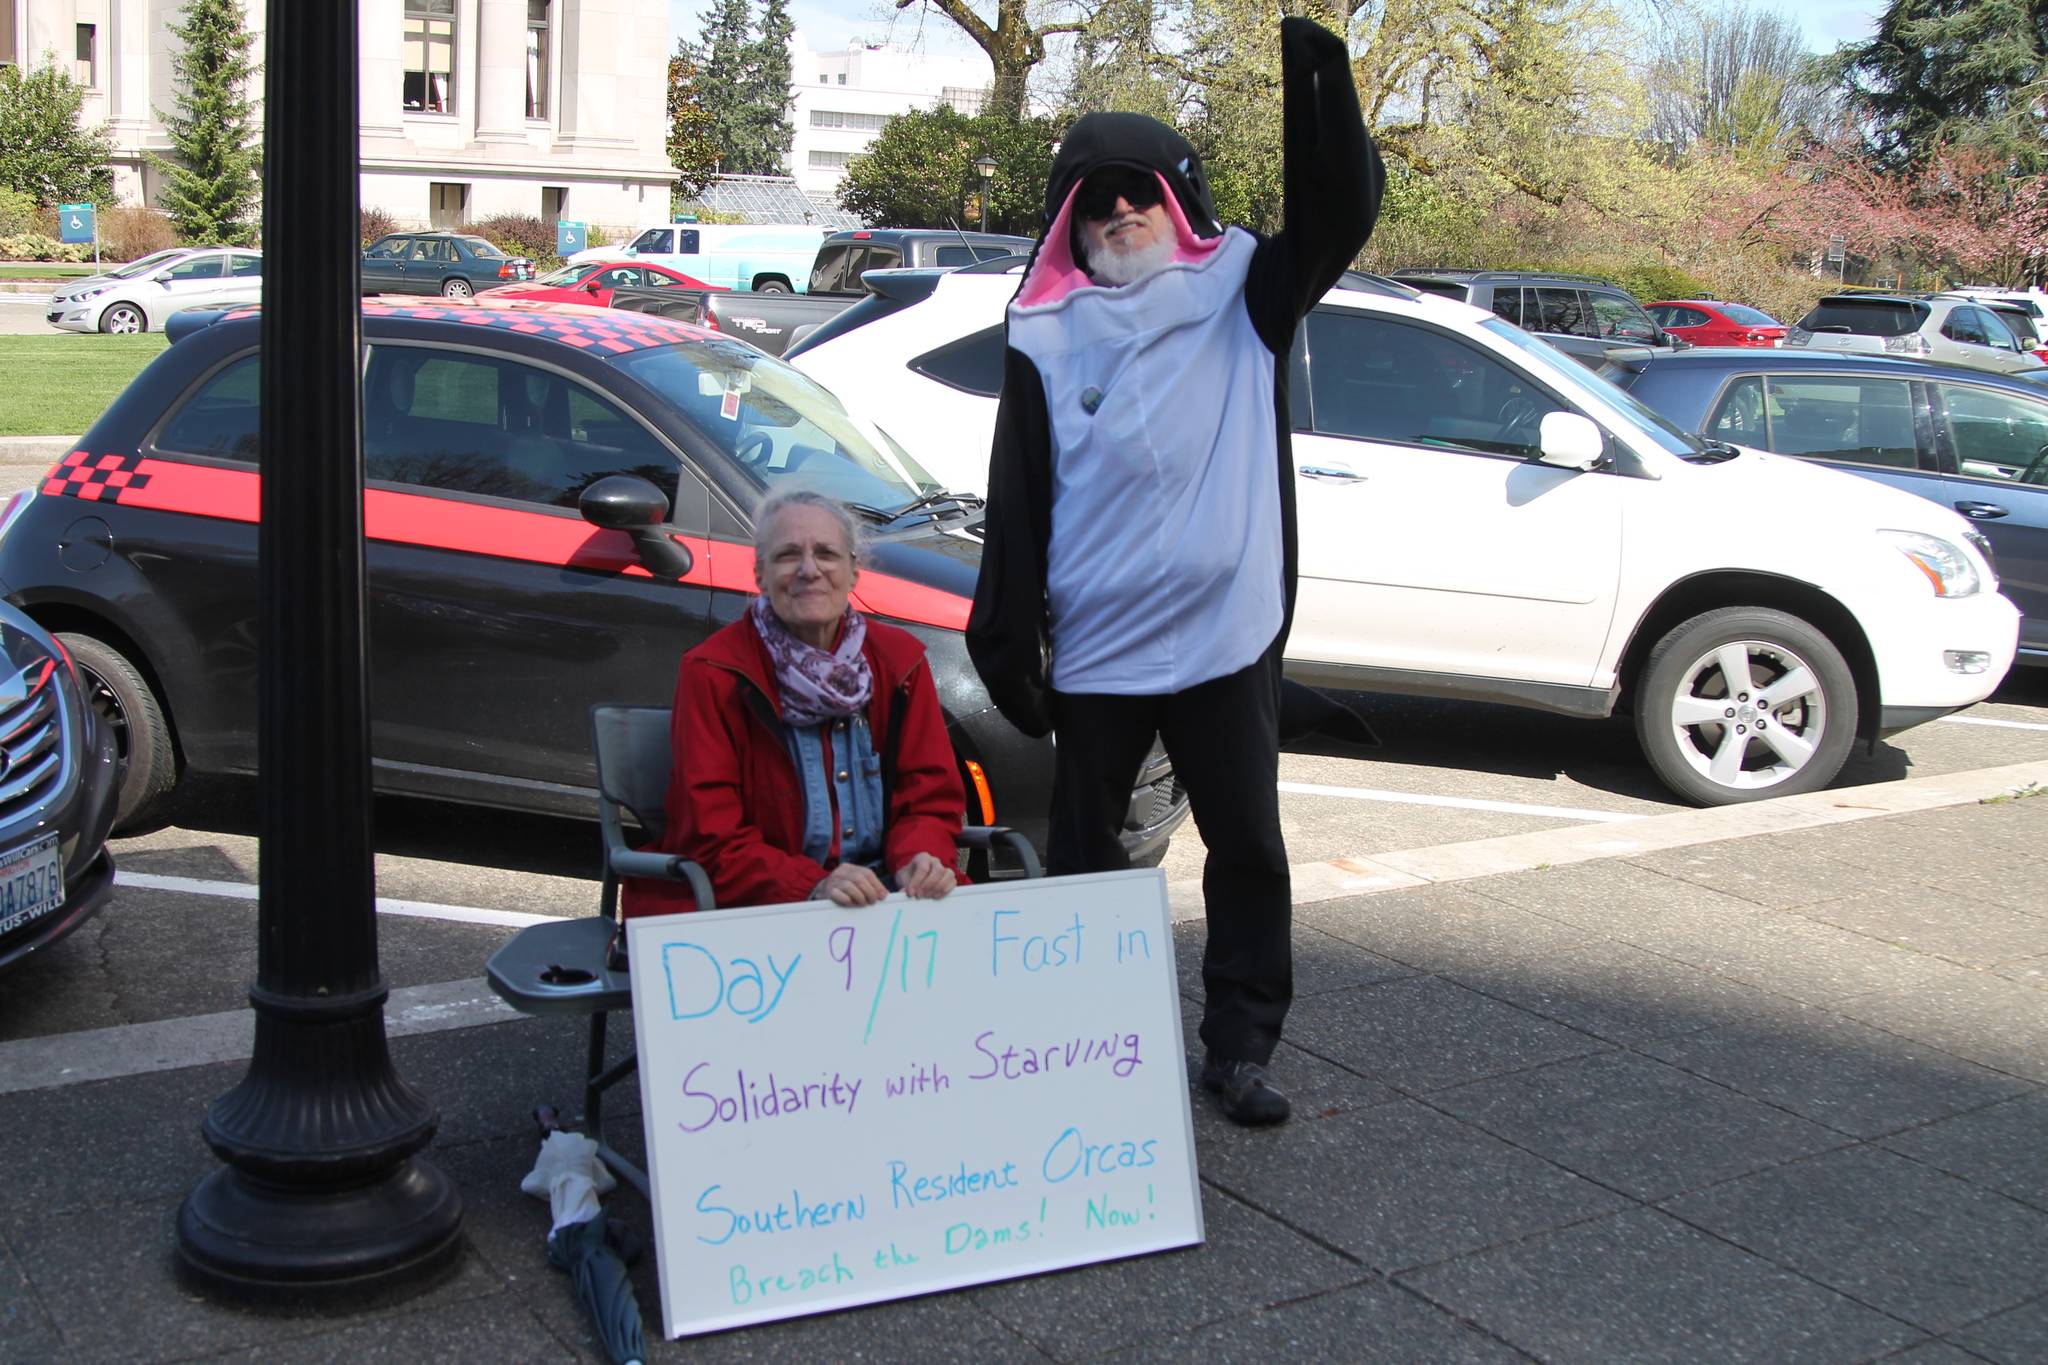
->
<box><xmin>624</xmin><ymin>488</ymin><xmax>965</xmax><ymax>913</ymax></box>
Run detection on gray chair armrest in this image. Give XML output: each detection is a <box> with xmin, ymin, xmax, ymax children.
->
<box><xmin>958</xmin><ymin>825</ymin><xmax>1043</xmax><ymax>879</ymax></box>
<box><xmin>606</xmin><ymin>849</ymin><xmax>716</xmax><ymax>913</ymax></box>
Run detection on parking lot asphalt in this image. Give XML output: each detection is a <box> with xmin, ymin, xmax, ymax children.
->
<box><xmin>4</xmin><ymin>733</ymin><xmax>2046</xmax><ymax>1361</ymax></box>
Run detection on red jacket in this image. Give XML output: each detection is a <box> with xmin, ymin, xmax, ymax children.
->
<box><xmin>622</xmin><ymin>613</ymin><xmax>967</xmax><ymax>914</ymax></box>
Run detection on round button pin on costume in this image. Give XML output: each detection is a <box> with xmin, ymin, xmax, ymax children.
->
<box><xmin>1080</xmin><ymin>386</ymin><xmax>1103</xmax><ymax>413</ymax></box>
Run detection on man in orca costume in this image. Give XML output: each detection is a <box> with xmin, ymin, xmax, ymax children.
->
<box><xmin>967</xmin><ymin>16</ymin><xmax>1383</xmax><ymax>1125</ymax></box>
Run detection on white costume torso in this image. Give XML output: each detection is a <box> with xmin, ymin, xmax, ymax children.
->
<box><xmin>1004</xmin><ymin>228</ymin><xmax>1282</xmax><ymax>696</ymax></box>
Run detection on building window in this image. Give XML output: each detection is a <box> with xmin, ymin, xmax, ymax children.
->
<box><xmin>404</xmin><ymin>0</ymin><xmax>455</xmax><ymax>113</ymax></box>
<box><xmin>430</xmin><ymin>182</ymin><xmax>470</xmax><ymax>229</ymax></box>
<box><xmin>526</xmin><ymin>0</ymin><xmax>550</xmax><ymax>119</ymax></box>
<box><xmin>836</xmin><ymin>73</ymin><xmax>845</xmax><ymax>84</ymax></box>
<box><xmin>808</xmin><ymin>150</ymin><xmax>852</xmax><ymax>169</ymax></box>
<box><xmin>74</xmin><ymin>24</ymin><xmax>95</xmax><ymax>87</ymax></box>
<box><xmin>541</xmin><ymin>186</ymin><xmax>567</xmax><ymax>221</ymax></box>
<box><xmin>811</xmin><ymin>110</ymin><xmax>888</xmax><ymax>131</ymax></box>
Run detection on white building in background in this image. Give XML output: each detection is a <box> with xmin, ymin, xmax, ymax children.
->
<box><xmin>786</xmin><ymin>30</ymin><xmax>991</xmax><ymax>199</ymax></box>
<box><xmin>0</xmin><ymin>0</ymin><xmax>674</xmax><ymax>234</ymax></box>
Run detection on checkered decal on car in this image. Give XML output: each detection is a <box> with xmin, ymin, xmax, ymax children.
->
<box><xmin>42</xmin><ymin>451</ymin><xmax>153</xmax><ymax>503</ymax></box>
<box><xmin>361</xmin><ymin>300</ymin><xmax>688</xmax><ymax>353</ymax></box>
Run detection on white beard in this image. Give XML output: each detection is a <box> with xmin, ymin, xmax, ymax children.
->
<box><xmin>1085</xmin><ymin>231</ymin><xmax>1176</xmax><ymax>287</ymax></box>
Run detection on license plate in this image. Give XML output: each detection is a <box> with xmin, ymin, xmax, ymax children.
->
<box><xmin>0</xmin><ymin>834</ymin><xmax>64</xmax><ymax>936</ymax></box>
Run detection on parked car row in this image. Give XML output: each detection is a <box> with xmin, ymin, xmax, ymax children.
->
<box><xmin>788</xmin><ymin>262</ymin><xmax>2019</xmax><ymax>807</ymax></box>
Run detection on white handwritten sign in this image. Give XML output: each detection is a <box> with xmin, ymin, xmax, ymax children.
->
<box><xmin>626</xmin><ymin>868</ymin><xmax>1203</xmax><ymax>1338</ymax></box>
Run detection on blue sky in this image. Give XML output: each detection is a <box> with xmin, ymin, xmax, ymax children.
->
<box><xmin>670</xmin><ymin>0</ymin><xmax>1890</xmax><ymax>64</ymax></box>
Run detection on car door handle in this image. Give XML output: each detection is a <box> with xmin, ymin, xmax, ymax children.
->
<box><xmin>1299</xmin><ymin>465</ymin><xmax>1366</xmax><ymax>483</ymax></box>
<box><xmin>1955</xmin><ymin>501</ymin><xmax>2009</xmax><ymax>519</ymax></box>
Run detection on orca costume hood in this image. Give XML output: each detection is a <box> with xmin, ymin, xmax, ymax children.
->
<box><xmin>1013</xmin><ymin>113</ymin><xmax>1228</xmax><ymax>309</ymax></box>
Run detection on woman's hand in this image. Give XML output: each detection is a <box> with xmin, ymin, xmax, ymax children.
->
<box><xmin>897</xmin><ymin>851</ymin><xmax>958</xmax><ymax>900</ymax></box>
<box><xmin>813</xmin><ymin>863</ymin><xmax>890</xmax><ymax>907</ymax></box>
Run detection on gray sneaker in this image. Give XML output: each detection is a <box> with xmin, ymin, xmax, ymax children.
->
<box><xmin>1199</xmin><ymin>1055</ymin><xmax>1291</xmax><ymax>1126</ymax></box>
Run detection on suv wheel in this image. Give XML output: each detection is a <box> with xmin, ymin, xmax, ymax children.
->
<box><xmin>441</xmin><ymin>278</ymin><xmax>473</xmax><ymax>299</ymax></box>
<box><xmin>1635</xmin><ymin>607</ymin><xmax>1857</xmax><ymax>806</ymax></box>
<box><xmin>58</xmin><ymin>632</ymin><xmax>178</xmax><ymax>832</ymax></box>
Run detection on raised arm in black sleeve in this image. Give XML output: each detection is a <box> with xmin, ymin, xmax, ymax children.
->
<box><xmin>1244</xmin><ymin>15</ymin><xmax>1385</xmax><ymax>352</ymax></box>
<box><xmin>965</xmin><ymin>345</ymin><xmax>1056</xmax><ymax>738</ymax></box>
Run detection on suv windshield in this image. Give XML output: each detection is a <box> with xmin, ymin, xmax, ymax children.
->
<box><xmin>1798</xmin><ymin>299</ymin><xmax>1928</xmax><ymax>336</ymax></box>
<box><xmin>612</xmin><ymin>339</ymin><xmax>941</xmax><ymax>510</ymax></box>
<box><xmin>1480</xmin><ymin>319</ymin><xmax>1701</xmax><ymax>458</ymax></box>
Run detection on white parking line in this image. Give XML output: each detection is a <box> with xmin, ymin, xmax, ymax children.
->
<box><xmin>1275</xmin><ymin>781</ymin><xmax>1643</xmax><ymax>823</ymax></box>
<box><xmin>114</xmin><ymin>870</ymin><xmax>556</xmax><ymax>929</ymax></box>
<box><xmin>1939</xmin><ymin>714</ymin><xmax>2048</xmax><ymax>733</ymax></box>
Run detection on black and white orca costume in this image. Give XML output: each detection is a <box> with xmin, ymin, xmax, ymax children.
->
<box><xmin>966</xmin><ymin>18</ymin><xmax>1382</xmax><ymax>1073</ymax></box>
<box><xmin>967</xmin><ymin>16</ymin><xmax>1384</xmax><ymax>739</ymax></box>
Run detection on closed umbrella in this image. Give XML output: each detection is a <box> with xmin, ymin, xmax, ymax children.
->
<box><xmin>523</xmin><ymin>1130</ymin><xmax>646</xmax><ymax>1365</ymax></box>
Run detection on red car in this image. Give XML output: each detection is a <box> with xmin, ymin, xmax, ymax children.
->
<box><xmin>480</xmin><ymin>260</ymin><xmax>720</xmax><ymax>306</ymax></box>
<box><xmin>1646</xmin><ymin>299</ymin><xmax>1787</xmax><ymax>347</ymax></box>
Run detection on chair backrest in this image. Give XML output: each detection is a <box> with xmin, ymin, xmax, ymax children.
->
<box><xmin>591</xmin><ymin>704</ymin><xmax>674</xmax><ymax>845</ymax></box>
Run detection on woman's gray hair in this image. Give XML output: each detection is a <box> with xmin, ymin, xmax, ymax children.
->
<box><xmin>752</xmin><ymin>487</ymin><xmax>867</xmax><ymax>565</ymax></box>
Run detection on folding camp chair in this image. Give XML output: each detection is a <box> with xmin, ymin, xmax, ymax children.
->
<box><xmin>485</xmin><ymin>702</ymin><xmax>1041</xmax><ymax>1197</ymax></box>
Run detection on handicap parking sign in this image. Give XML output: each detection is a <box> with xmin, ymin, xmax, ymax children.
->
<box><xmin>555</xmin><ymin>220</ymin><xmax>586</xmax><ymax>257</ymax></box>
<box><xmin>58</xmin><ymin>203</ymin><xmax>96</xmax><ymax>245</ymax></box>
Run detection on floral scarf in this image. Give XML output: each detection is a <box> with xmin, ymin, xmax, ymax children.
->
<box><xmin>750</xmin><ymin>594</ymin><xmax>873</xmax><ymax>728</ymax></box>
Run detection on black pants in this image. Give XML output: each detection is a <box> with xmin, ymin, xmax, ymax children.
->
<box><xmin>1048</xmin><ymin>648</ymin><xmax>1290</xmax><ymax>1065</ymax></box>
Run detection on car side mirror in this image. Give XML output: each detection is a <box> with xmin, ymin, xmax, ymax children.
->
<box><xmin>585</xmin><ymin>279</ymin><xmax>605</xmax><ymax>293</ymax></box>
<box><xmin>1535</xmin><ymin>411</ymin><xmax>1606</xmax><ymax>470</ymax></box>
<box><xmin>579</xmin><ymin>474</ymin><xmax>692</xmax><ymax>580</ymax></box>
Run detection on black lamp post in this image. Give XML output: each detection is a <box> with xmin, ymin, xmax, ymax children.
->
<box><xmin>175</xmin><ymin>0</ymin><xmax>463</xmax><ymax>1296</ymax></box>
<box><xmin>974</xmin><ymin>154</ymin><xmax>997</xmax><ymax>230</ymax></box>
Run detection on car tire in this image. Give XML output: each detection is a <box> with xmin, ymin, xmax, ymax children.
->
<box><xmin>58</xmin><ymin>632</ymin><xmax>177</xmax><ymax>833</ymax></box>
<box><xmin>441</xmin><ymin>278</ymin><xmax>473</xmax><ymax>299</ymax></box>
<box><xmin>99</xmin><ymin>303</ymin><xmax>147</xmax><ymax>335</ymax></box>
<box><xmin>1635</xmin><ymin>606</ymin><xmax>1857</xmax><ymax>806</ymax></box>
<box><xmin>753</xmin><ymin>277</ymin><xmax>791</xmax><ymax>294</ymax></box>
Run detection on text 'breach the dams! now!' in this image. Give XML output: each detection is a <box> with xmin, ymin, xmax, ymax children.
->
<box><xmin>627</xmin><ymin>868</ymin><xmax>1202</xmax><ymax>1339</ymax></box>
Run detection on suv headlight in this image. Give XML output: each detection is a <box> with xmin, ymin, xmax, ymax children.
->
<box><xmin>1881</xmin><ymin>530</ymin><xmax>1980</xmax><ymax>597</ymax></box>
<box><xmin>1961</xmin><ymin>527</ymin><xmax>2000</xmax><ymax>589</ymax></box>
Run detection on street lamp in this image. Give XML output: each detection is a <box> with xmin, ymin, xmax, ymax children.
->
<box><xmin>974</xmin><ymin>154</ymin><xmax>996</xmax><ymax>230</ymax></box>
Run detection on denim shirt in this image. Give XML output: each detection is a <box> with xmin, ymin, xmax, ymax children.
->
<box><xmin>785</xmin><ymin>712</ymin><xmax>887</xmax><ymax>873</ymax></box>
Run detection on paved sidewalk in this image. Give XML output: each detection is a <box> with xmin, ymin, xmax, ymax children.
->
<box><xmin>4</xmin><ymin>795</ymin><xmax>2046</xmax><ymax>1362</ymax></box>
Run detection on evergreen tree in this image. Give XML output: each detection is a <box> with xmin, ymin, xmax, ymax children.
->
<box><xmin>0</xmin><ymin>57</ymin><xmax>115</xmax><ymax>205</ymax></box>
<box><xmin>1825</xmin><ymin>0</ymin><xmax>2048</xmax><ymax>171</ymax></box>
<box><xmin>740</xmin><ymin>0</ymin><xmax>796</xmax><ymax>176</ymax></box>
<box><xmin>668</xmin><ymin>44</ymin><xmax>722</xmax><ymax>196</ymax></box>
<box><xmin>690</xmin><ymin>0</ymin><xmax>754</xmax><ymax>173</ymax></box>
<box><xmin>152</xmin><ymin>0</ymin><xmax>261</xmax><ymax>244</ymax></box>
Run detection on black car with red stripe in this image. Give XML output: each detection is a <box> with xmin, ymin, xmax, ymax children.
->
<box><xmin>0</xmin><ymin>298</ymin><xmax>1188</xmax><ymax>863</ymax></box>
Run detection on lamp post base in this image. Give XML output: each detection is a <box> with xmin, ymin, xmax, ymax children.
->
<box><xmin>176</xmin><ymin>1158</ymin><xmax>464</xmax><ymax>1301</ymax></box>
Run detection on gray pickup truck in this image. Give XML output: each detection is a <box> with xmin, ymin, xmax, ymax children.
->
<box><xmin>606</xmin><ymin>285</ymin><xmax>856</xmax><ymax>357</ymax></box>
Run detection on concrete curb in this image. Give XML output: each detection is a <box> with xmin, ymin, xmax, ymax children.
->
<box><xmin>0</xmin><ymin>435</ymin><xmax>76</xmax><ymax>467</ymax></box>
<box><xmin>1167</xmin><ymin>759</ymin><xmax>2048</xmax><ymax>920</ymax></box>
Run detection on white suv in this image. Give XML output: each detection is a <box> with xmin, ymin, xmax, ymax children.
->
<box><xmin>790</xmin><ymin>268</ymin><xmax>2020</xmax><ymax>806</ymax></box>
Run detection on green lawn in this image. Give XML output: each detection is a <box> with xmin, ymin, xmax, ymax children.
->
<box><xmin>0</xmin><ymin>334</ymin><xmax>169</xmax><ymax>436</ymax></box>
<box><xmin>0</xmin><ymin>264</ymin><xmax>99</xmax><ymax>280</ymax></box>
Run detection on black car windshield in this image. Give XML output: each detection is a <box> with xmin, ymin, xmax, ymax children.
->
<box><xmin>1798</xmin><ymin>299</ymin><xmax>1928</xmax><ymax>336</ymax></box>
<box><xmin>1479</xmin><ymin>319</ymin><xmax>1702</xmax><ymax>458</ymax></box>
<box><xmin>613</xmin><ymin>339</ymin><xmax>942</xmax><ymax>508</ymax></box>
<box><xmin>1717</xmin><ymin>303</ymin><xmax>1780</xmax><ymax>326</ymax></box>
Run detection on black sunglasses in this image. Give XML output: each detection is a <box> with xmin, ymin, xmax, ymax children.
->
<box><xmin>1075</xmin><ymin>169</ymin><xmax>1164</xmax><ymax>222</ymax></box>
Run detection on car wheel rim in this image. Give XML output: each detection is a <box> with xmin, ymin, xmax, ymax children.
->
<box><xmin>108</xmin><ymin>310</ymin><xmax>139</xmax><ymax>333</ymax></box>
<box><xmin>76</xmin><ymin>665</ymin><xmax>132</xmax><ymax>762</ymax></box>
<box><xmin>446</xmin><ymin>281</ymin><xmax>470</xmax><ymax>298</ymax></box>
<box><xmin>1666</xmin><ymin>639</ymin><xmax>1826</xmax><ymax>792</ymax></box>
